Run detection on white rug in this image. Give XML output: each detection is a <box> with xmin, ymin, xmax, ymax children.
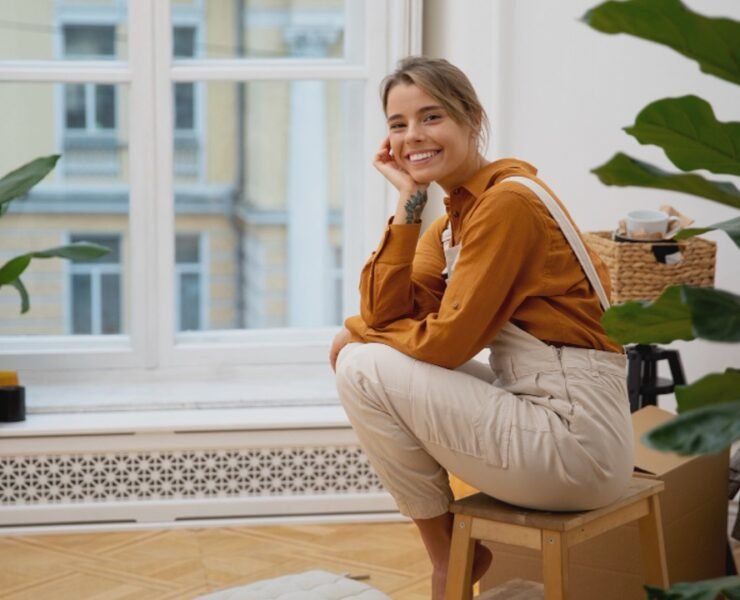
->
<box><xmin>195</xmin><ymin>570</ymin><xmax>392</xmax><ymax>600</ymax></box>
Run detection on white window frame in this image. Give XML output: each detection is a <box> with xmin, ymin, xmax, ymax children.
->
<box><xmin>0</xmin><ymin>0</ymin><xmax>422</xmax><ymax>398</ymax></box>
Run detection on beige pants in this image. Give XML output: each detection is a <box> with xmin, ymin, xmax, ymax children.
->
<box><xmin>335</xmin><ymin>324</ymin><xmax>633</xmax><ymax>519</ymax></box>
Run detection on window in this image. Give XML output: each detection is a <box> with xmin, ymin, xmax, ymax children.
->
<box><xmin>0</xmin><ymin>0</ymin><xmax>420</xmax><ymax>410</ymax></box>
<box><xmin>62</xmin><ymin>24</ymin><xmax>120</xmax><ymax>176</ymax></box>
<box><xmin>175</xmin><ymin>233</ymin><xmax>206</xmax><ymax>331</ymax></box>
<box><xmin>68</xmin><ymin>234</ymin><xmax>123</xmax><ymax>335</ymax></box>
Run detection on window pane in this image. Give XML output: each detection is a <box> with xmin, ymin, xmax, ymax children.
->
<box><xmin>101</xmin><ymin>273</ymin><xmax>122</xmax><ymax>334</ymax></box>
<box><xmin>173</xmin><ymin>26</ymin><xmax>196</xmax><ymax>58</ymax></box>
<box><xmin>179</xmin><ymin>273</ymin><xmax>201</xmax><ymax>331</ymax></box>
<box><xmin>176</xmin><ymin>234</ymin><xmax>200</xmax><ymax>263</ymax></box>
<box><xmin>71</xmin><ymin>274</ymin><xmax>92</xmax><ymax>334</ymax></box>
<box><xmin>0</xmin><ymin>83</ymin><xmax>130</xmax><ymax>336</ymax></box>
<box><xmin>95</xmin><ymin>85</ymin><xmax>116</xmax><ymax>129</ymax></box>
<box><xmin>174</xmin><ymin>83</ymin><xmax>195</xmax><ymax>130</ymax></box>
<box><xmin>65</xmin><ymin>84</ymin><xmax>86</xmax><ymax>129</ymax></box>
<box><xmin>171</xmin><ymin>0</ymin><xmax>362</xmax><ymax>61</ymax></box>
<box><xmin>173</xmin><ymin>80</ymin><xmax>361</xmax><ymax>331</ymax></box>
<box><xmin>62</xmin><ymin>83</ymin><xmax>126</xmax><ymax>177</ymax></box>
<box><xmin>0</xmin><ymin>2</ymin><xmax>128</xmax><ymax>61</ymax></box>
<box><xmin>63</xmin><ymin>25</ymin><xmax>115</xmax><ymax>57</ymax></box>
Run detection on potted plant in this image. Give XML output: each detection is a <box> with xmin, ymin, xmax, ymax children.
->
<box><xmin>583</xmin><ymin>1</ymin><xmax>740</xmax><ymax>597</ymax></box>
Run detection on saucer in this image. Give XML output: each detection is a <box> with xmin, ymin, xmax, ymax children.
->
<box><xmin>613</xmin><ymin>231</ymin><xmax>677</xmax><ymax>244</ymax></box>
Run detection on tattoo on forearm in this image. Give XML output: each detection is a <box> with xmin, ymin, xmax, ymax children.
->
<box><xmin>404</xmin><ymin>190</ymin><xmax>428</xmax><ymax>224</ymax></box>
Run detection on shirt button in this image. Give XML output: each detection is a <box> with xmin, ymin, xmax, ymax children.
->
<box><xmin>452</xmin><ymin>302</ymin><xmax>460</xmax><ymax>309</ymax></box>
<box><xmin>452</xmin><ymin>210</ymin><xmax>460</xmax><ymax>218</ymax></box>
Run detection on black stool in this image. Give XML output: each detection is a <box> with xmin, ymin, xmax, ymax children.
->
<box><xmin>626</xmin><ymin>344</ymin><xmax>686</xmax><ymax>413</ymax></box>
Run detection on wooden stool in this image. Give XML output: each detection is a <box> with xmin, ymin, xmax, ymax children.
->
<box><xmin>445</xmin><ymin>477</ymin><xmax>669</xmax><ymax>600</ymax></box>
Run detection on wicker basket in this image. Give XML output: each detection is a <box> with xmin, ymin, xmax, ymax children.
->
<box><xmin>584</xmin><ymin>231</ymin><xmax>716</xmax><ymax>304</ymax></box>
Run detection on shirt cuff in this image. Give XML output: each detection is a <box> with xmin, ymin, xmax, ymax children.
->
<box><xmin>344</xmin><ymin>314</ymin><xmax>367</xmax><ymax>342</ymax></box>
<box><xmin>375</xmin><ymin>223</ymin><xmax>421</xmax><ymax>265</ymax></box>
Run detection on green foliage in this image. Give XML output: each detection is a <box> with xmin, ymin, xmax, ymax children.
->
<box><xmin>676</xmin><ymin>215</ymin><xmax>740</xmax><ymax>248</ymax></box>
<box><xmin>592</xmin><ymin>153</ymin><xmax>740</xmax><ymax>209</ymax></box>
<box><xmin>624</xmin><ymin>96</ymin><xmax>740</xmax><ymax>177</ymax></box>
<box><xmin>675</xmin><ymin>369</ymin><xmax>740</xmax><ymax>412</ymax></box>
<box><xmin>601</xmin><ymin>287</ymin><xmax>694</xmax><ymax>344</ymax></box>
<box><xmin>0</xmin><ymin>155</ymin><xmax>60</xmax><ymax>215</ymax></box>
<box><xmin>643</xmin><ymin>401</ymin><xmax>740</xmax><ymax>456</ymax></box>
<box><xmin>0</xmin><ymin>155</ymin><xmax>109</xmax><ymax>313</ymax></box>
<box><xmin>582</xmin><ymin>0</ymin><xmax>740</xmax><ymax>85</ymax></box>
<box><xmin>585</xmin><ymin>5</ymin><xmax>740</xmax><ymax>591</ymax></box>
<box><xmin>645</xmin><ymin>575</ymin><xmax>740</xmax><ymax>599</ymax></box>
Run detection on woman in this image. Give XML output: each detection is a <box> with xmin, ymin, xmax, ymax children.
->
<box><xmin>330</xmin><ymin>56</ymin><xmax>633</xmax><ymax>599</ymax></box>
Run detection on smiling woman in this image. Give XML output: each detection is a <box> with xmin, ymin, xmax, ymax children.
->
<box><xmin>329</xmin><ymin>56</ymin><xmax>633</xmax><ymax>600</ymax></box>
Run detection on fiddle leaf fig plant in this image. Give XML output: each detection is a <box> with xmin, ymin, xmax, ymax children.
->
<box><xmin>0</xmin><ymin>155</ymin><xmax>110</xmax><ymax>313</ymax></box>
<box><xmin>584</xmin><ymin>1</ymin><xmax>740</xmax><ymax>594</ymax></box>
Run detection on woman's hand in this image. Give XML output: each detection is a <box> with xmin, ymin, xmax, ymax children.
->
<box><xmin>329</xmin><ymin>327</ymin><xmax>352</xmax><ymax>372</ymax></box>
<box><xmin>373</xmin><ymin>137</ymin><xmax>419</xmax><ymax>194</ymax></box>
<box><xmin>373</xmin><ymin>137</ymin><xmax>429</xmax><ymax>225</ymax></box>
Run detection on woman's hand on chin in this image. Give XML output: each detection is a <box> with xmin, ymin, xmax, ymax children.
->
<box><xmin>373</xmin><ymin>137</ymin><xmax>424</xmax><ymax>195</ymax></box>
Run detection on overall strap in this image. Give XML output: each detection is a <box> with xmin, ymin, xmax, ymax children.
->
<box><xmin>501</xmin><ymin>176</ymin><xmax>611</xmax><ymax>311</ymax></box>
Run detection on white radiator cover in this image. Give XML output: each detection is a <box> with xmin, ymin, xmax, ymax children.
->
<box><xmin>0</xmin><ymin>420</ymin><xmax>399</xmax><ymax>531</ymax></box>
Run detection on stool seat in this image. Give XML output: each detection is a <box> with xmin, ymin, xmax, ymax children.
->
<box><xmin>445</xmin><ymin>476</ymin><xmax>669</xmax><ymax>600</ymax></box>
<box><xmin>451</xmin><ymin>476</ymin><xmax>663</xmax><ymax>531</ymax></box>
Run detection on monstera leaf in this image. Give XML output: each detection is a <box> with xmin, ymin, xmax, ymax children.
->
<box><xmin>676</xmin><ymin>215</ymin><xmax>740</xmax><ymax>249</ymax></box>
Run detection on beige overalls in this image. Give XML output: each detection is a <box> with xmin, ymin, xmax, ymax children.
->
<box><xmin>336</xmin><ymin>176</ymin><xmax>634</xmax><ymax>519</ymax></box>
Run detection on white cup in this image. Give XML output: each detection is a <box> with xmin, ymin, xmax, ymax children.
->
<box><xmin>625</xmin><ymin>209</ymin><xmax>679</xmax><ymax>240</ymax></box>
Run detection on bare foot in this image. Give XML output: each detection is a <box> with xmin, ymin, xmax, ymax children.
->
<box><xmin>431</xmin><ymin>542</ymin><xmax>493</xmax><ymax>599</ymax></box>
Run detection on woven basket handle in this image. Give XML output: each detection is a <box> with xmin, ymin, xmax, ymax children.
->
<box><xmin>501</xmin><ymin>176</ymin><xmax>611</xmax><ymax>311</ymax></box>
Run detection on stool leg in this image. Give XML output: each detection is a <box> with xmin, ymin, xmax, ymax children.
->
<box><xmin>542</xmin><ymin>529</ymin><xmax>568</xmax><ymax>600</ymax></box>
<box><xmin>638</xmin><ymin>494</ymin><xmax>669</xmax><ymax>589</ymax></box>
<box><xmin>445</xmin><ymin>515</ymin><xmax>474</xmax><ymax>600</ymax></box>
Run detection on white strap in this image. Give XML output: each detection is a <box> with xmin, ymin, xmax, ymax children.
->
<box><xmin>501</xmin><ymin>176</ymin><xmax>611</xmax><ymax>311</ymax></box>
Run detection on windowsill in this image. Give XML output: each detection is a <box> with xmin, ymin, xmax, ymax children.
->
<box><xmin>0</xmin><ymin>403</ymin><xmax>350</xmax><ymax>438</ymax></box>
<box><xmin>0</xmin><ymin>371</ymin><xmax>348</xmax><ymax>438</ymax></box>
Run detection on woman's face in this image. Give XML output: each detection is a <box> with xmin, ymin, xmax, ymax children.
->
<box><xmin>385</xmin><ymin>83</ymin><xmax>478</xmax><ymax>192</ymax></box>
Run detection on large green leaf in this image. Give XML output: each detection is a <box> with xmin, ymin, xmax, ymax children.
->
<box><xmin>0</xmin><ymin>155</ymin><xmax>60</xmax><ymax>207</ymax></box>
<box><xmin>645</xmin><ymin>575</ymin><xmax>740</xmax><ymax>599</ymax></box>
<box><xmin>624</xmin><ymin>96</ymin><xmax>740</xmax><ymax>176</ymax></box>
<box><xmin>643</xmin><ymin>401</ymin><xmax>740</xmax><ymax>455</ymax></box>
<box><xmin>676</xmin><ymin>215</ymin><xmax>740</xmax><ymax>249</ymax></box>
<box><xmin>682</xmin><ymin>287</ymin><xmax>740</xmax><ymax>342</ymax></box>
<box><xmin>592</xmin><ymin>153</ymin><xmax>740</xmax><ymax>209</ymax></box>
<box><xmin>582</xmin><ymin>0</ymin><xmax>740</xmax><ymax>86</ymax></box>
<box><xmin>601</xmin><ymin>286</ymin><xmax>694</xmax><ymax>344</ymax></box>
<box><xmin>675</xmin><ymin>369</ymin><xmax>740</xmax><ymax>412</ymax></box>
<box><xmin>0</xmin><ymin>255</ymin><xmax>32</xmax><ymax>285</ymax></box>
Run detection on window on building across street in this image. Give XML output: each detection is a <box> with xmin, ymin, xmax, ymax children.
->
<box><xmin>68</xmin><ymin>234</ymin><xmax>123</xmax><ymax>335</ymax></box>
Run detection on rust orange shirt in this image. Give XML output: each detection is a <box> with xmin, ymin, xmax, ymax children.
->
<box><xmin>345</xmin><ymin>158</ymin><xmax>622</xmax><ymax>369</ymax></box>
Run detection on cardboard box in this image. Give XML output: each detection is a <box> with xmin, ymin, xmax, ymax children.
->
<box><xmin>480</xmin><ymin>406</ymin><xmax>729</xmax><ymax>600</ymax></box>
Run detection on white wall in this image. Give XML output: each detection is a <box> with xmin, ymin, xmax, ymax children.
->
<box><xmin>424</xmin><ymin>0</ymin><xmax>740</xmax><ymax>395</ymax></box>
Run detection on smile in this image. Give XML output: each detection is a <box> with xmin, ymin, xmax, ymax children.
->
<box><xmin>407</xmin><ymin>150</ymin><xmax>441</xmax><ymax>164</ymax></box>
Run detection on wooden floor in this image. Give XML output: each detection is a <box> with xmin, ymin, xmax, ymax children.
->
<box><xmin>0</xmin><ymin>521</ymin><xmax>432</xmax><ymax>599</ymax></box>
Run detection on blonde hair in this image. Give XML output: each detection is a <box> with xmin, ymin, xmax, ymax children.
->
<box><xmin>380</xmin><ymin>56</ymin><xmax>490</xmax><ymax>152</ymax></box>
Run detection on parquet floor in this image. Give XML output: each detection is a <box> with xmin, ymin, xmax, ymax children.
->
<box><xmin>0</xmin><ymin>521</ymin><xmax>432</xmax><ymax>599</ymax></box>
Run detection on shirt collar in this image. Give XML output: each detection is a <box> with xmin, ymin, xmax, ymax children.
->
<box><xmin>443</xmin><ymin>158</ymin><xmax>538</xmax><ymax>216</ymax></box>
